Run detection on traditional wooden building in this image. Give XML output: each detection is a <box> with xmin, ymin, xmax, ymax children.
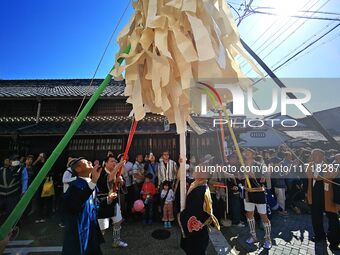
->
<box><xmin>2</xmin><ymin>79</ymin><xmax>332</xmax><ymax>172</ymax></box>
<box><xmin>0</xmin><ymin>79</ymin><xmax>221</xmax><ymax>172</ymax></box>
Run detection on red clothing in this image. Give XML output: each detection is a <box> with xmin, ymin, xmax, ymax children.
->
<box><xmin>141</xmin><ymin>182</ymin><xmax>156</xmax><ymax>200</ymax></box>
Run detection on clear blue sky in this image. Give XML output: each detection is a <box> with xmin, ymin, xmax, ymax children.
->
<box><xmin>1</xmin><ymin>0</ymin><xmax>339</xmax><ymax>80</ymax></box>
<box><xmin>0</xmin><ymin>0</ymin><xmax>134</xmax><ymax>79</ymax></box>
<box><xmin>0</xmin><ymin>0</ymin><xmax>339</xmax><ymax>115</ymax></box>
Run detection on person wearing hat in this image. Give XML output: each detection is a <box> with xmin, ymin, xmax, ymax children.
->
<box><xmin>62</xmin><ymin>157</ymin><xmax>117</xmax><ymax>255</ymax></box>
<box><xmin>179</xmin><ymin>157</ymin><xmax>220</xmax><ymax>255</ymax></box>
<box><xmin>62</xmin><ymin>157</ymin><xmax>76</xmax><ymax>194</ymax></box>
<box><xmin>57</xmin><ymin>157</ymin><xmax>77</xmax><ymax>228</ymax></box>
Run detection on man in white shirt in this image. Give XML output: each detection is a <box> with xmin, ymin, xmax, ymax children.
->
<box><xmin>59</xmin><ymin>157</ymin><xmax>76</xmax><ymax>228</ymax></box>
<box><xmin>62</xmin><ymin>157</ymin><xmax>77</xmax><ymax>193</ymax></box>
<box><xmin>97</xmin><ymin>155</ymin><xmax>127</xmax><ymax>248</ymax></box>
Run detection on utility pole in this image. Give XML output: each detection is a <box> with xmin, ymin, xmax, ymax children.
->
<box><xmin>240</xmin><ymin>38</ymin><xmax>340</xmax><ymax>149</ymax></box>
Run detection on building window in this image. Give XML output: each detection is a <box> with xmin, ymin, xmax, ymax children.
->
<box><xmin>69</xmin><ymin>138</ymin><xmax>95</xmax><ymax>151</ymax></box>
<box><xmin>250</xmin><ymin>131</ymin><xmax>266</xmax><ymax>138</ymax></box>
<box><xmin>95</xmin><ymin>138</ymin><xmax>122</xmax><ymax>151</ymax></box>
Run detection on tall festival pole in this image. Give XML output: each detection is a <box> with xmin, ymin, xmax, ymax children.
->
<box><xmin>0</xmin><ymin>44</ymin><xmax>131</xmax><ymax>240</ymax></box>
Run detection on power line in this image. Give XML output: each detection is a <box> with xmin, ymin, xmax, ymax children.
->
<box><xmin>73</xmin><ymin>0</ymin><xmax>131</xmax><ymax>119</ymax></box>
<box><xmin>247</xmin><ymin>0</ymin><xmax>318</xmax><ymax>50</ymax></box>
<box><xmin>240</xmin><ymin>0</ymin><xmax>334</xmax><ymax>69</ymax></box>
<box><xmin>250</xmin><ymin>0</ymin><xmax>323</xmax><ymax>55</ymax></box>
<box><xmin>269</xmin><ymin>21</ymin><xmax>336</xmax><ymax>69</ymax></box>
<box><xmin>246</xmin><ymin>22</ymin><xmax>340</xmax><ymax>80</ymax></box>
<box><xmin>242</xmin><ymin>0</ymin><xmax>331</xmax><ymax>73</ymax></box>
<box><xmin>240</xmin><ymin>38</ymin><xmax>340</xmax><ymax>147</ymax></box>
<box><xmin>251</xmin><ymin>10</ymin><xmax>340</xmax><ymax>21</ymax></box>
<box><xmin>273</xmin><ymin>30</ymin><xmax>340</xmax><ymax>71</ymax></box>
<box><xmin>239</xmin><ymin>0</ymin><xmax>320</xmax><ymax>68</ymax></box>
<box><xmin>254</xmin><ymin>7</ymin><xmax>340</xmax><ymax>16</ymax></box>
<box><xmin>237</xmin><ymin>0</ymin><xmax>254</xmax><ymax>25</ymax></box>
<box><xmin>259</xmin><ymin>0</ymin><xmax>333</xmax><ymax>62</ymax></box>
<box><xmin>229</xmin><ymin>3</ymin><xmax>242</xmax><ymax>21</ymax></box>
<box><xmin>271</xmin><ymin>22</ymin><xmax>340</xmax><ymax>72</ymax></box>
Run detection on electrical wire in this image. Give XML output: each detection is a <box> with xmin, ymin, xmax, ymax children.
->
<box><xmin>251</xmin><ymin>10</ymin><xmax>340</xmax><ymax>21</ymax></box>
<box><xmin>73</xmin><ymin>0</ymin><xmax>131</xmax><ymax>120</ymax></box>
<box><xmin>254</xmin><ymin>6</ymin><xmax>340</xmax><ymax>17</ymax></box>
<box><xmin>260</xmin><ymin>0</ymin><xmax>332</xmax><ymax>62</ymax></box>
<box><xmin>246</xmin><ymin>22</ymin><xmax>340</xmax><ymax>86</ymax></box>
<box><xmin>269</xmin><ymin>20</ymin><xmax>336</xmax><ymax>69</ymax></box>
<box><xmin>229</xmin><ymin>3</ymin><xmax>242</xmax><ymax>21</ymax></box>
<box><xmin>239</xmin><ymin>0</ymin><xmax>322</xmax><ymax>69</ymax></box>
<box><xmin>241</xmin><ymin>0</ymin><xmax>322</xmax><ymax>70</ymax></box>
<box><xmin>243</xmin><ymin>0</ymin><xmax>334</xmax><ymax>75</ymax></box>
<box><xmin>271</xmin><ymin>22</ymin><xmax>340</xmax><ymax>72</ymax></box>
<box><xmin>276</xmin><ymin>32</ymin><xmax>340</xmax><ymax>70</ymax></box>
<box><xmin>238</xmin><ymin>0</ymin><xmax>254</xmax><ymax>25</ymax></box>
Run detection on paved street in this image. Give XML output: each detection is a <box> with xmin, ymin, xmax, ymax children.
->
<box><xmin>3</xmin><ymin>211</ymin><xmax>340</xmax><ymax>255</ymax></box>
<box><xmin>3</xmin><ymin>214</ymin><xmax>215</xmax><ymax>255</ymax></box>
<box><xmin>221</xmin><ymin>212</ymin><xmax>340</xmax><ymax>255</ymax></box>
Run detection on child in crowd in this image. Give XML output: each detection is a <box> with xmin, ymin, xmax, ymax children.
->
<box><xmin>161</xmin><ymin>181</ymin><xmax>175</xmax><ymax>228</ymax></box>
<box><xmin>140</xmin><ymin>173</ymin><xmax>156</xmax><ymax>224</ymax></box>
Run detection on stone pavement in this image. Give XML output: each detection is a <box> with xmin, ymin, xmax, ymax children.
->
<box><xmin>221</xmin><ymin>212</ymin><xmax>340</xmax><ymax>255</ymax></box>
<box><xmin>3</xmin><ymin>211</ymin><xmax>340</xmax><ymax>255</ymax></box>
<box><xmin>3</xmin><ymin>214</ymin><xmax>215</xmax><ymax>255</ymax></box>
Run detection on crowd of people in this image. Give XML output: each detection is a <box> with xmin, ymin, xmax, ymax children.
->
<box><xmin>0</xmin><ymin>144</ymin><xmax>339</xmax><ymax>253</ymax></box>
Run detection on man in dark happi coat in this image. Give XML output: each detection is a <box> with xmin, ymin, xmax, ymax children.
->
<box><xmin>179</xmin><ymin>162</ymin><xmax>220</xmax><ymax>255</ymax></box>
<box><xmin>62</xmin><ymin>157</ymin><xmax>117</xmax><ymax>255</ymax></box>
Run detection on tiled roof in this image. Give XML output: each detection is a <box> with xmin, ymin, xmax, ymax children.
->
<box><xmin>284</xmin><ymin>130</ymin><xmax>340</xmax><ymax>142</ymax></box>
<box><xmin>0</xmin><ymin>115</ymin><xmax>269</xmax><ymax>136</ymax></box>
<box><xmin>0</xmin><ymin>79</ymin><xmax>125</xmax><ymax>98</ymax></box>
<box><xmin>0</xmin><ymin>115</ymin><xmax>176</xmax><ymax>136</ymax></box>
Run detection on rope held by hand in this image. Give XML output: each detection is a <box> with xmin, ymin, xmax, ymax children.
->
<box><xmin>113</xmin><ymin>118</ymin><xmax>138</xmax><ymax>192</ymax></box>
<box><xmin>198</xmin><ymin>82</ymin><xmax>252</xmax><ymax>189</ymax></box>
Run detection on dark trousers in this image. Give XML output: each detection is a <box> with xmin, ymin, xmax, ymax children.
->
<box><xmin>133</xmin><ymin>183</ymin><xmax>143</xmax><ymax>201</ymax></box>
<box><xmin>125</xmin><ymin>186</ymin><xmax>134</xmax><ymax>216</ymax></box>
<box><xmin>180</xmin><ymin>227</ymin><xmax>209</xmax><ymax>255</ymax></box>
<box><xmin>311</xmin><ymin>181</ymin><xmax>340</xmax><ymax>246</ymax></box>
<box><xmin>230</xmin><ymin>193</ymin><xmax>241</xmax><ymax>224</ymax></box>
<box><xmin>143</xmin><ymin>199</ymin><xmax>153</xmax><ymax>221</ymax></box>
<box><xmin>59</xmin><ymin>196</ymin><xmax>65</xmax><ymax>225</ymax></box>
<box><xmin>211</xmin><ymin>193</ymin><xmax>225</xmax><ymax>221</ymax></box>
<box><xmin>0</xmin><ymin>194</ymin><xmax>20</xmax><ymax>225</ymax></box>
<box><xmin>334</xmin><ymin>178</ymin><xmax>340</xmax><ymax>204</ymax></box>
<box><xmin>38</xmin><ymin>195</ymin><xmax>53</xmax><ymax>219</ymax></box>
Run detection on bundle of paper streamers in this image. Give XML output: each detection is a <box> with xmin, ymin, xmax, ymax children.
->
<box><xmin>112</xmin><ymin>0</ymin><xmax>261</xmax><ymax>133</ymax></box>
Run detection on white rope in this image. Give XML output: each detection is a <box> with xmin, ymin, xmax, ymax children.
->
<box><xmin>73</xmin><ymin>0</ymin><xmax>132</xmax><ymax>120</ymax></box>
